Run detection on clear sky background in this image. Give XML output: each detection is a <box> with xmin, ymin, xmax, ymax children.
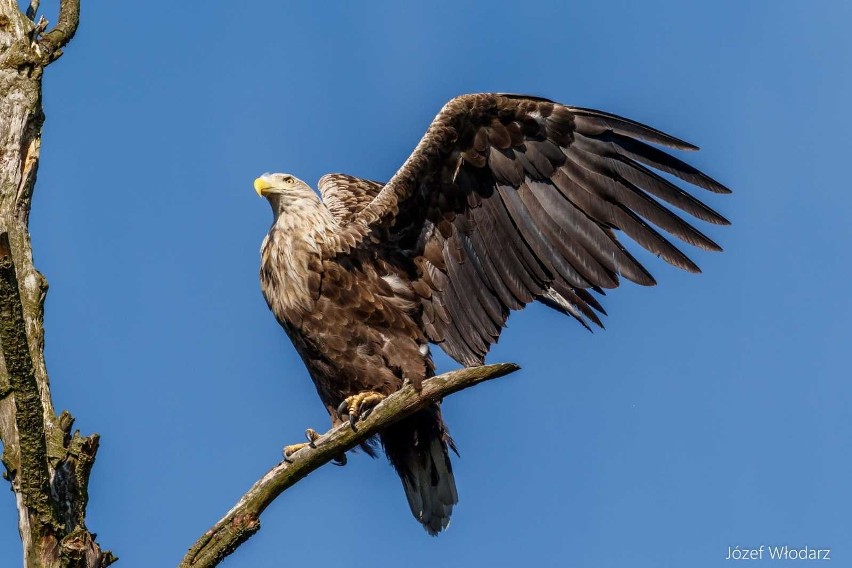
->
<box><xmin>2</xmin><ymin>1</ymin><xmax>850</xmax><ymax>567</ymax></box>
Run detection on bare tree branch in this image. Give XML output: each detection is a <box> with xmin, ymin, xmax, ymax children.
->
<box><xmin>180</xmin><ymin>363</ymin><xmax>520</xmax><ymax>568</ymax></box>
<box><xmin>37</xmin><ymin>0</ymin><xmax>79</xmax><ymax>63</ymax></box>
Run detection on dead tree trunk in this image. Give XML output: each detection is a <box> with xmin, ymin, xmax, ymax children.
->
<box><xmin>0</xmin><ymin>1</ymin><xmax>114</xmax><ymax>566</ymax></box>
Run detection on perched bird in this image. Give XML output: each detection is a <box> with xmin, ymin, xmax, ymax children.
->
<box><xmin>254</xmin><ymin>93</ymin><xmax>729</xmax><ymax>535</ymax></box>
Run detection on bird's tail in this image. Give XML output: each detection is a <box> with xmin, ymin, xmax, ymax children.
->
<box><xmin>380</xmin><ymin>405</ymin><xmax>458</xmax><ymax>535</ymax></box>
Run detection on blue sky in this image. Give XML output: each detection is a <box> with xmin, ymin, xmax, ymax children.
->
<box><xmin>2</xmin><ymin>1</ymin><xmax>851</xmax><ymax>566</ymax></box>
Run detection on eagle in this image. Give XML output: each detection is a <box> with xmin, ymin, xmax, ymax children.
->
<box><xmin>253</xmin><ymin>93</ymin><xmax>729</xmax><ymax>535</ymax></box>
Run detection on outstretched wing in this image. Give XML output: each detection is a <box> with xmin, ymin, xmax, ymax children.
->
<box><xmin>330</xmin><ymin>94</ymin><xmax>730</xmax><ymax>366</ymax></box>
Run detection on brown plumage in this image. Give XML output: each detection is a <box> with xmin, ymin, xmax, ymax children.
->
<box><xmin>255</xmin><ymin>93</ymin><xmax>730</xmax><ymax>535</ymax></box>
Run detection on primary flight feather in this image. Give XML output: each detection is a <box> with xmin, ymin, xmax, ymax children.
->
<box><xmin>254</xmin><ymin>93</ymin><xmax>729</xmax><ymax>535</ymax></box>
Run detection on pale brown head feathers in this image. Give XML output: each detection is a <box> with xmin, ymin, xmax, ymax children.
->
<box><xmin>254</xmin><ymin>173</ymin><xmax>320</xmax><ymax>218</ymax></box>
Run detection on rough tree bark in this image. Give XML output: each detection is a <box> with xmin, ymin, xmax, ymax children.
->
<box><xmin>0</xmin><ymin>1</ymin><xmax>114</xmax><ymax>566</ymax></box>
<box><xmin>180</xmin><ymin>363</ymin><xmax>519</xmax><ymax>568</ymax></box>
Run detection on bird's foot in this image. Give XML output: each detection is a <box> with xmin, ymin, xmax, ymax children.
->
<box><xmin>337</xmin><ymin>391</ymin><xmax>386</xmax><ymax>428</ymax></box>
<box><xmin>283</xmin><ymin>428</ymin><xmax>321</xmax><ymax>461</ymax></box>
<box><xmin>283</xmin><ymin>428</ymin><xmax>347</xmax><ymax>466</ymax></box>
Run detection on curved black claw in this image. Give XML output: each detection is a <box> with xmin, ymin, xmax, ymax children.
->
<box><xmin>332</xmin><ymin>453</ymin><xmax>347</xmax><ymax>466</ymax></box>
<box><xmin>305</xmin><ymin>428</ymin><xmax>320</xmax><ymax>448</ymax></box>
<box><xmin>336</xmin><ymin>400</ymin><xmax>351</xmax><ymax>424</ymax></box>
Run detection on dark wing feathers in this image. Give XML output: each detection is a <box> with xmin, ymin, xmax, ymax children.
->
<box><xmin>325</xmin><ymin>94</ymin><xmax>729</xmax><ymax>365</ymax></box>
<box><xmin>593</xmin><ymin>130</ymin><xmax>731</xmax><ymax>194</ymax></box>
<box><xmin>525</xmin><ymin>179</ymin><xmax>655</xmax><ymax>285</ymax></box>
<box><xmin>580</xmin><ymin>135</ymin><xmax>730</xmax><ymax>225</ymax></box>
<box><xmin>567</xmin><ymin>138</ymin><xmax>723</xmax><ymax>251</ymax></box>
<box><xmin>570</xmin><ymin>106</ymin><xmax>699</xmax><ymax>151</ymax></box>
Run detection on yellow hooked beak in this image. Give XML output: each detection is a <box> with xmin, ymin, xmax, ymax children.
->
<box><xmin>254</xmin><ymin>177</ymin><xmax>273</xmax><ymax>197</ymax></box>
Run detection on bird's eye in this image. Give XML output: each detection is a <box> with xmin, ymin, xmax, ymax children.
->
<box><xmin>285</xmin><ymin>176</ymin><xmax>294</xmax><ymax>184</ymax></box>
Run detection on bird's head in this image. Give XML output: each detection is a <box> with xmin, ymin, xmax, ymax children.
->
<box><xmin>253</xmin><ymin>173</ymin><xmax>316</xmax><ymax>217</ymax></box>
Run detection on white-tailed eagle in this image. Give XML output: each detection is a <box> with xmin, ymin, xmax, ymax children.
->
<box><xmin>253</xmin><ymin>93</ymin><xmax>729</xmax><ymax>535</ymax></box>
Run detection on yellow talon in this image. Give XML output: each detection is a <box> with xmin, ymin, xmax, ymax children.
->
<box><xmin>283</xmin><ymin>442</ymin><xmax>309</xmax><ymax>460</ymax></box>
<box><xmin>283</xmin><ymin>428</ymin><xmax>347</xmax><ymax>466</ymax></box>
<box><xmin>283</xmin><ymin>428</ymin><xmax>323</xmax><ymax>461</ymax></box>
<box><xmin>337</xmin><ymin>391</ymin><xmax>386</xmax><ymax>425</ymax></box>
